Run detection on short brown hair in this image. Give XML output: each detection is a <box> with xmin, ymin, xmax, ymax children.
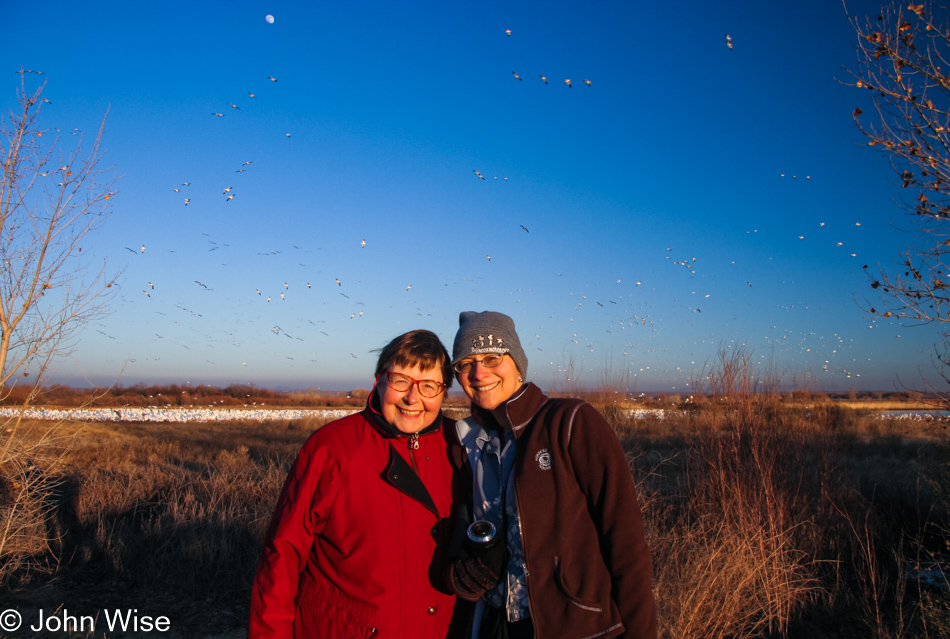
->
<box><xmin>374</xmin><ymin>330</ymin><xmax>453</xmax><ymax>389</ymax></box>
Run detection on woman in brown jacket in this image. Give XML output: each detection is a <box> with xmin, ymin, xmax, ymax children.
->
<box><xmin>446</xmin><ymin>311</ymin><xmax>657</xmax><ymax>639</ymax></box>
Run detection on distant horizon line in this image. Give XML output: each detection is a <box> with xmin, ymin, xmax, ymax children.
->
<box><xmin>31</xmin><ymin>377</ymin><xmax>932</xmax><ymax>397</ymax></box>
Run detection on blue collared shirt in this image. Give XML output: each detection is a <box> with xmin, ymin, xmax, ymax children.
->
<box><xmin>457</xmin><ymin>416</ymin><xmax>531</xmax><ymax>621</ymax></box>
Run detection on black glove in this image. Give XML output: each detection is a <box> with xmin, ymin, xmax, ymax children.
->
<box><xmin>451</xmin><ymin>532</ymin><xmax>507</xmax><ymax>597</ymax></box>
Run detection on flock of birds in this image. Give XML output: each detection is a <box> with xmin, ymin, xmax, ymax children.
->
<box><xmin>16</xmin><ymin>18</ymin><xmax>892</xmax><ymax>390</ymax></box>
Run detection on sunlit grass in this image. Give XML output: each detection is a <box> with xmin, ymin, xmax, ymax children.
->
<box><xmin>2</xmin><ymin>387</ymin><xmax>949</xmax><ymax>637</ymax></box>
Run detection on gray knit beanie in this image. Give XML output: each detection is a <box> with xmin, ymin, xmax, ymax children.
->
<box><xmin>452</xmin><ymin>311</ymin><xmax>528</xmax><ymax>378</ymax></box>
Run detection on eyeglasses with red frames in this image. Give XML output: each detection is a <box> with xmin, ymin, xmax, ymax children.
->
<box><xmin>386</xmin><ymin>371</ymin><xmax>446</xmax><ymax>398</ymax></box>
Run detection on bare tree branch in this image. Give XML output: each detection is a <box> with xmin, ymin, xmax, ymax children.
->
<box><xmin>844</xmin><ymin>2</ymin><xmax>950</xmax><ymax>325</ymax></box>
<box><xmin>0</xmin><ymin>70</ymin><xmax>120</xmax><ymax>389</ymax></box>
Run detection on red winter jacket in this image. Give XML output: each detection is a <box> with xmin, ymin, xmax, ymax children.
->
<box><xmin>248</xmin><ymin>405</ymin><xmax>471</xmax><ymax>639</ymax></box>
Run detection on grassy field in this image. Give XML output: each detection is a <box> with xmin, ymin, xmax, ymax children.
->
<box><xmin>1</xmin><ymin>397</ymin><xmax>949</xmax><ymax>638</ymax></box>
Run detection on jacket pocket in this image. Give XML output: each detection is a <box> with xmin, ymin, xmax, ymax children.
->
<box><xmin>553</xmin><ymin>556</ymin><xmax>604</xmax><ymax>612</ymax></box>
<box><xmin>295</xmin><ymin>571</ymin><xmax>392</xmax><ymax>638</ymax></box>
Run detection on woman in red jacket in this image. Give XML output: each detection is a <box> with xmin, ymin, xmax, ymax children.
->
<box><xmin>249</xmin><ymin>330</ymin><xmax>471</xmax><ymax>639</ymax></box>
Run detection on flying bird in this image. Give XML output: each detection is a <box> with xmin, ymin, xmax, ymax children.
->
<box><xmin>406</xmin><ymin>284</ymin><xmax>412</xmax><ymax>291</ymax></box>
<box><xmin>512</xmin><ymin>71</ymin><xmax>522</xmax><ymax>81</ymax></box>
<box><xmin>726</xmin><ymin>34</ymin><xmax>733</xmax><ymax>50</ymax></box>
<box><xmin>212</xmin><ymin>113</ymin><xmax>224</xmax><ymax>117</ymax></box>
<box><xmin>520</xmin><ymin>225</ymin><xmax>529</xmax><ymax>233</ymax></box>
<box><xmin>228</xmin><ymin>103</ymin><xmax>240</xmax><ymax>109</ymax></box>
<box><xmin>361</xmin><ymin>239</ymin><xmax>366</xmax><ymax>248</ymax></box>
<box><xmin>248</xmin><ymin>92</ymin><xmax>256</xmax><ymax>98</ymax></box>
<box><xmin>584</xmin><ymin>79</ymin><xmax>591</xmax><ymax>87</ymax></box>
<box><xmin>268</xmin><ymin>76</ymin><xmax>277</xmax><ymax>82</ymax></box>
<box><xmin>564</xmin><ymin>79</ymin><xmax>572</xmax><ymax>88</ymax></box>
<box><xmin>505</xmin><ymin>29</ymin><xmax>511</xmax><ymax>36</ymax></box>
<box><xmin>540</xmin><ymin>75</ymin><xmax>548</xmax><ymax>84</ymax></box>
<box><xmin>335</xmin><ymin>278</ymin><xmax>341</xmax><ymax>286</ymax></box>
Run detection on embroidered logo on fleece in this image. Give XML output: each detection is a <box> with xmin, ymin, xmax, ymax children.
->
<box><xmin>535</xmin><ymin>448</ymin><xmax>552</xmax><ymax>470</ymax></box>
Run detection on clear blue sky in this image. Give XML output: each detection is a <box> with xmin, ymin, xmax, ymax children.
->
<box><xmin>3</xmin><ymin>0</ymin><xmax>942</xmax><ymax>393</ymax></box>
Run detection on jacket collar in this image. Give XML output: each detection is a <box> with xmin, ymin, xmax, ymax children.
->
<box><xmin>469</xmin><ymin>382</ymin><xmax>549</xmax><ymax>436</ymax></box>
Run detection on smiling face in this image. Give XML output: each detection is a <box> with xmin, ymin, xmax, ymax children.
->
<box><xmin>379</xmin><ymin>363</ymin><xmax>445</xmax><ymax>434</ymax></box>
<box><xmin>456</xmin><ymin>353</ymin><xmax>522</xmax><ymax>411</ymax></box>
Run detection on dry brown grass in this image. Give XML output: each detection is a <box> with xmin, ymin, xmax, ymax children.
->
<box><xmin>0</xmin><ymin>415</ymin><xmax>329</xmax><ymax>637</ymax></box>
<box><xmin>2</xmin><ymin>388</ymin><xmax>949</xmax><ymax>638</ymax></box>
<box><xmin>594</xmin><ymin>346</ymin><xmax>950</xmax><ymax>639</ymax></box>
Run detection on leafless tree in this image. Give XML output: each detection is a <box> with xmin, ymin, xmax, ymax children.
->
<box><xmin>843</xmin><ymin>2</ymin><xmax>950</xmax><ymax>398</ymax></box>
<box><xmin>0</xmin><ymin>70</ymin><xmax>119</xmax><ymax>393</ymax></box>
<box><xmin>0</xmin><ymin>71</ymin><xmax>119</xmax><ymax>584</ymax></box>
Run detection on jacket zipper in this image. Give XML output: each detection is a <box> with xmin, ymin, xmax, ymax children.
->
<box><xmin>408</xmin><ymin>433</ymin><xmax>420</xmax><ymax>474</ymax></box>
<box><xmin>513</xmin><ymin>468</ymin><xmax>535</xmax><ymax>623</ymax></box>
